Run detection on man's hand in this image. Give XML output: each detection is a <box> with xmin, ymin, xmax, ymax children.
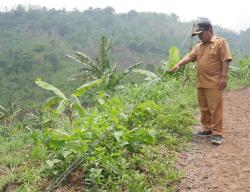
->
<box><xmin>171</xmin><ymin>63</ymin><xmax>180</xmax><ymax>72</ymax></box>
<box><xmin>219</xmin><ymin>60</ymin><xmax>230</xmax><ymax>90</ymax></box>
<box><xmin>170</xmin><ymin>56</ymin><xmax>193</xmax><ymax>72</ymax></box>
<box><xmin>218</xmin><ymin>76</ymin><xmax>227</xmax><ymax>90</ymax></box>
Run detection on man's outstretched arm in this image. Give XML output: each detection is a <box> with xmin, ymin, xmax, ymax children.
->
<box><xmin>171</xmin><ymin>55</ymin><xmax>194</xmax><ymax>72</ymax></box>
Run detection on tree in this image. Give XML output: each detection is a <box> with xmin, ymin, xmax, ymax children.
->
<box><xmin>67</xmin><ymin>35</ymin><xmax>142</xmax><ymax>90</ymax></box>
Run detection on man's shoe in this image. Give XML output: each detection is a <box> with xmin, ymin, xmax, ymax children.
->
<box><xmin>196</xmin><ymin>130</ymin><xmax>212</xmax><ymax>137</ymax></box>
<box><xmin>211</xmin><ymin>135</ymin><xmax>223</xmax><ymax>145</ymax></box>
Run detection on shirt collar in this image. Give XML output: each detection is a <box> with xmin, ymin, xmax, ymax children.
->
<box><xmin>210</xmin><ymin>36</ymin><xmax>216</xmax><ymax>43</ymax></box>
<box><xmin>200</xmin><ymin>35</ymin><xmax>216</xmax><ymax>45</ymax></box>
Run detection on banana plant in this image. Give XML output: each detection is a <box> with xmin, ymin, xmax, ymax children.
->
<box><xmin>160</xmin><ymin>46</ymin><xmax>182</xmax><ymax>77</ymax></box>
<box><xmin>104</xmin><ymin>61</ymin><xmax>142</xmax><ymax>90</ymax></box>
<box><xmin>133</xmin><ymin>46</ymin><xmax>183</xmax><ymax>82</ymax></box>
<box><xmin>132</xmin><ymin>69</ymin><xmax>160</xmax><ymax>82</ymax></box>
<box><xmin>66</xmin><ymin>34</ymin><xmax>114</xmax><ymax>81</ymax></box>
<box><xmin>35</xmin><ymin>78</ymin><xmax>103</xmax><ymax>119</ymax></box>
<box><xmin>66</xmin><ymin>34</ymin><xmax>142</xmax><ymax>90</ymax></box>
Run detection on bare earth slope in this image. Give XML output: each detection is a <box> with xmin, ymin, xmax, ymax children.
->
<box><xmin>177</xmin><ymin>87</ymin><xmax>250</xmax><ymax>192</ymax></box>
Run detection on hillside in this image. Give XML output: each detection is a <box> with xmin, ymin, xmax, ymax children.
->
<box><xmin>0</xmin><ymin>5</ymin><xmax>249</xmax><ymax>107</ymax></box>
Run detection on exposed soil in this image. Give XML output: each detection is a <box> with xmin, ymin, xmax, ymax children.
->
<box><xmin>3</xmin><ymin>182</ymin><xmax>19</xmax><ymax>192</ymax></box>
<box><xmin>177</xmin><ymin>87</ymin><xmax>250</xmax><ymax>192</ymax></box>
<box><xmin>0</xmin><ymin>168</ymin><xmax>6</xmax><ymax>177</ymax></box>
<box><xmin>45</xmin><ymin>169</ymin><xmax>84</xmax><ymax>192</ymax></box>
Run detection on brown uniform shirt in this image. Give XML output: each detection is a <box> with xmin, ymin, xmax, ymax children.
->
<box><xmin>188</xmin><ymin>36</ymin><xmax>232</xmax><ymax>89</ymax></box>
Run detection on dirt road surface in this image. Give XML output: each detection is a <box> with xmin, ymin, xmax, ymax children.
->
<box><xmin>177</xmin><ymin>87</ymin><xmax>250</xmax><ymax>192</ymax></box>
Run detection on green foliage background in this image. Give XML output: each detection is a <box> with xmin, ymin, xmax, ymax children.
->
<box><xmin>0</xmin><ymin>5</ymin><xmax>250</xmax><ymax>107</ymax></box>
<box><xmin>0</xmin><ymin>5</ymin><xmax>249</xmax><ymax>191</ymax></box>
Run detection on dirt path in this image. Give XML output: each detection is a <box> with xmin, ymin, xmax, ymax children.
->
<box><xmin>177</xmin><ymin>87</ymin><xmax>250</xmax><ymax>192</ymax></box>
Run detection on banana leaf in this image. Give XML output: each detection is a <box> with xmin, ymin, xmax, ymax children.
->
<box><xmin>35</xmin><ymin>79</ymin><xmax>67</xmax><ymax>100</ymax></box>
<box><xmin>73</xmin><ymin>78</ymin><xmax>103</xmax><ymax>97</ymax></box>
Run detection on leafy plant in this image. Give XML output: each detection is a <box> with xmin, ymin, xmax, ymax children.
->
<box><xmin>161</xmin><ymin>46</ymin><xmax>182</xmax><ymax>75</ymax></box>
<box><xmin>229</xmin><ymin>57</ymin><xmax>250</xmax><ymax>78</ymax></box>
<box><xmin>0</xmin><ymin>100</ymin><xmax>21</xmax><ymax>127</ymax></box>
<box><xmin>133</xmin><ymin>46</ymin><xmax>183</xmax><ymax>82</ymax></box>
<box><xmin>67</xmin><ymin>35</ymin><xmax>142</xmax><ymax>90</ymax></box>
<box><xmin>127</xmin><ymin>100</ymin><xmax>162</xmax><ymax>128</ymax></box>
<box><xmin>24</xmin><ymin>108</ymin><xmax>52</xmax><ymax>130</ymax></box>
<box><xmin>35</xmin><ymin>78</ymin><xmax>103</xmax><ymax>119</ymax></box>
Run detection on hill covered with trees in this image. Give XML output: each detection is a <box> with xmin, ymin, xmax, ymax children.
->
<box><xmin>0</xmin><ymin>5</ymin><xmax>249</xmax><ymax>107</ymax></box>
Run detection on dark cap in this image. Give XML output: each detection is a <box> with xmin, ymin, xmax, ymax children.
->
<box><xmin>192</xmin><ymin>21</ymin><xmax>212</xmax><ymax>36</ymax></box>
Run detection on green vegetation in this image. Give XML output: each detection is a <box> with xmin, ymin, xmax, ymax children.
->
<box><xmin>0</xmin><ymin>6</ymin><xmax>250</xmax><ymax>107</ymax></box>
<box><xmin>0</xmin><ymin>80</ymin><xmax>196</xmax><ymax>191</ymax></box>
<box><xmin>0</xmin><ymin>6</ymin><xmax>250</xmax><ymax>192</ymax></box>
<box><xmin>67</xmin><ymin>34</ymin><xmax>142</xmax><ymax>91</ymax></box>
<box><xmin>1</xmin><ymin>40</ymin><xmax>249</xmax><ymax>190</ymax></box>
<box><xmin>0</xmin><ymin>100</ymin><xmax>21</xmax><ymax>128</ymax></box>
<box><xmin>227</xmin><ymin>56</ymin><xmax>250</xmax><ymax>89</ymax></box>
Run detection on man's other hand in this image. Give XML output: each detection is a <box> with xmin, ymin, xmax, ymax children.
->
<box><xmin>218</xmin><ymin>76</ymin><xmax>227</xmax><ymax>90</ymax></box>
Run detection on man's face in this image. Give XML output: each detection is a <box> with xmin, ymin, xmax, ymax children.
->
<box><xmin>198</xmin><ymin>30</ymin><xmax>211</xmax><ymax>43</ymax></box>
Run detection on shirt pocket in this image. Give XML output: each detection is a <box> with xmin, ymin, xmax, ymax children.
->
<box><xmin>196</xmin><ymin>49</ymin><xmax>204</xmax><ymax>60</ymax></box>
<box><xmin>208</xmin><ymin>47</ymin><xmax>217</xmax><ymax>55</ymax></box>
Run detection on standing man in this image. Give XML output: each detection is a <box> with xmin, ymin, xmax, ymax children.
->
<box><xmin>171</xmin><ymin>21</ymin><xmax>232</xmax><ymax>145</ymax></box>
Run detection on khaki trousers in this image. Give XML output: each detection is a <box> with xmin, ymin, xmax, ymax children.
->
<box><xmin>197</xmin><ymin>88</ymin><xmax>223</xmax><ymax>136</ymax></box>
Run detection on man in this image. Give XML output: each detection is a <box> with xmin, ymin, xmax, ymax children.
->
<box><xmin>171</xmin><ymin>21</ymin><xmax>232</xmax><ymax>145</ymax></box>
